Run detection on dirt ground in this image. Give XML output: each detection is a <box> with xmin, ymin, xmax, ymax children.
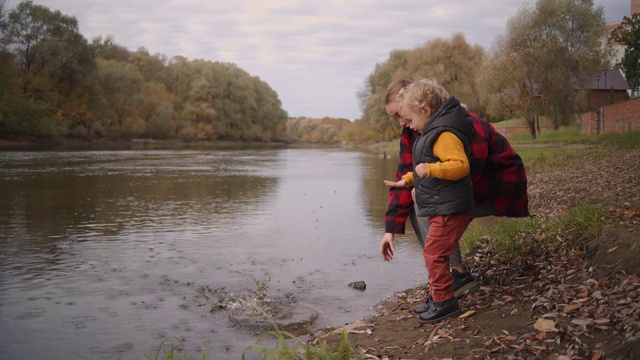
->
<box><xmin>311</xmin><ymin>146</ymin><xmax>640</xmax><ymax>359</ymax></box>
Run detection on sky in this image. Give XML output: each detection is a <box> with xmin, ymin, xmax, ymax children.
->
<box><xmin>19</xmin><ymin>0</ymin><xmax>632</xmax><ymax>120</ymax></box>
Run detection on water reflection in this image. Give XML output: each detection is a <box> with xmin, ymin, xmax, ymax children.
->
<box><xmin>0</xmin><ymin>148</ymin><xmax>426</xmax><ymax>360</ymax></box>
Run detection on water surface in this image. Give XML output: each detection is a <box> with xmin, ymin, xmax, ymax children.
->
<box><xmin>0</xmin><ymin>147</ymin><xmax>426</xmax><ymax>359</ymax></box>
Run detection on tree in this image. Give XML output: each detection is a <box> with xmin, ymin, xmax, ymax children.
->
<box><xmin>358</xmin><ymin>49</ymin><xmax>409</xmax><ymax>137</ymax></box>
<box><xmin>4</xmin><ymin>1</ymin><xmax>95</xmax><ymax>96</ymax></box>
<box><xmin>0</xmin><ymin>1</ymin><xmax>98</xmax><ymax>138</ymax></box>
<box><xmin>91</xmin><ymin>35</ymin><xmax>130</xmax><ymax>62</ymax></box>
<box><xmin>612</xmin><ymin>13</ymin><xmax>640</xmax><ymax>96</ymax></box>
<box><xmin>397</xmin><ymin>33</ymin><xmax>485</xmax><ymax>112</ymax></box>
<box><xmin>96</xmin><ymin>58</ymin><xmax>144</xmax><ymax>136</ymax></box>
<box><xmin>359</xmin><ymin>34</ymin><xmax>484</xmax><ymax>138</ymax></box>
<box><xmin>481</xmin><ymin>0</ymin><xmax>606</xmax><ymax>138</ymax></box>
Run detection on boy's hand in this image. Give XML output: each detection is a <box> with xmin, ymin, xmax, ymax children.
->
<box><xmin>415</xmin><ymin>163</ymin><xmax>429</xmax><ymax>178</ymax></box>
<box><xmin>383</xmin><ymin>179</ymin><xmax>408</xmax><ymax>188</ymax></box>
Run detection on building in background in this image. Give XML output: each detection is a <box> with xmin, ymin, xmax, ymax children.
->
<box><xmin>605</xmin><ymin>0</ymin><xmax>639</xmax><ymax>71</ymax></box>
<box><xmin>590</xmin><ymin>68</ymin><xmax>629</xmax><ymax>110</ymax></box>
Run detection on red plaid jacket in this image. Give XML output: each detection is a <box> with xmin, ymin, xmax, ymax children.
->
<box><xmin>467</xmin><ymin>112</ymin><xmax>529</xmax><ymax>217</ymax></box>
<box><xmin>384</xmin><ymin>113</ymin><xmax>529</xmax><ymax>234</ymax></box>
<box><xmin>384</xmin><ymin>127</ymin><xmax>418</xmax><ymax>234</ymax></box>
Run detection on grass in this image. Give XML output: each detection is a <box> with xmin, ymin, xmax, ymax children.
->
<box><xmin>508</xmin><ymin>127</ymin><xmax>640</xmax><ymax>168</ymax></box>
<box><xmin>243</xmin><ymin>326</ymin><xmax>363</xmax><ymax>360</ymax></box>
<box><xmin>491</xmin><ymin>116</ymin><xmax>554</xmax><ymax>127</ymax></box>
<box><xmin>506</xmin><ymin>125</ymin><xmax>586</xmax><ymax>145</ymax></box>
<box><xmin>595</xmin><ymin>130</ymin><xmax>640</xmax><ymax>149</ymax></box>
<box><xmin>514</xmin><ymin>146</ymin><xmax>579</xmax><ymax>168</ymax></box>
<box><xmin>461</xmin><ymin>202</ymin><xmax>606</xmax><ymax>260</ymax></box>
<box><xmin>507</xmin><ymin>125</ymin><xmax>640</xmax><ymax>148</ymax></box>
<box><xmin>143</xmin><ymin>339</ymin><xmax>207</xmax><ymax>360</ymax></box>
<box><xmin>140</xmin><ymin>317</ymin><xmax>362</xmax><ymax>360</ymax></box>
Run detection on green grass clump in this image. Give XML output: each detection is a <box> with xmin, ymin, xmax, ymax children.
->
<box><xmin>515</xmin><ymin>146</ymin><xmax>579</xmax><ymax>168</ymax></box>
<box><xmin>507</xmin><ymin>125</ymin><xmax>587</xmax><ymax>145</ymax></box>
<box><xmin>144</xmin><ymin>340</ymin><xmax>207</xmax><ymax>360</ymax></box>
<box><xmin>244</xmin><ymin>328</ymin><xmax>362</xmax><ymax>360</ymax></box>
<box><xmin>547</xmin><ymin>202</ymin><xmax>606</xmax><ymax>244</ymax></box>
<box><xmin>462</xmin><ymin>202</ymin><xmax>606</xmax><ymax>260</ymax></box>
<box><xmin>507</xmin><ymin>126</ymin><xmax>640</xmax><ymax>149</ymax></box>
<box><xmin>595</xmin><ymin>131</ymin><xmax>640</xmax><ymax>149</ymax></box>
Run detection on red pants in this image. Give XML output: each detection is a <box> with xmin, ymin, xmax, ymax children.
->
<box><xmin>423</xmin><ymin>214</ymin><xmax>471</xmax><ymax>302</ymax></box>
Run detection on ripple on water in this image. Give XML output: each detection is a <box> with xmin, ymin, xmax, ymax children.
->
<box><xmin>14</xmin><ymin>308</ymin><xmax>46</xmax><ymax>320</ymax></box>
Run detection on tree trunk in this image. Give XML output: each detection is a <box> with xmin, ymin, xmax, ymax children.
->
<box><xmin>526</xmin><ymin>115</ymin><xmax>537</xmax><ymax>139</ymax></box>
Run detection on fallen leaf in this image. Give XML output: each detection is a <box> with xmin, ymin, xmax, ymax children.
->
<box><xmin>458</xmin><ymin>310</ymin><xmax>476</xmax><ymax>319</ymax></box>
<box><xmin>535</xmin><ymin>331</ymin><xmax>547</xmax><ymax>341</ymax></box>
<box><xmin>571</xmin><ymin>318</ymin><xmax>593</xmax><ymax>326</ymax></box>
<box><xmin>563</xmin><ymin>303</ymin><xmax>583</xmax><ymax>314</ymax></box>
<box><xmin>592</xmin><ymin>350</ymin><xmax>604</xmax><ymax>360</ymax></box>
<box><xmin>533</xmin><ymin>318</ymin><xmax>557</xmax><ymax>332</ymax></box>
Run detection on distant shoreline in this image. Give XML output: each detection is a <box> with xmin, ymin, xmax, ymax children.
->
<box><xmin>0</xmin><ymin>137</ymin><xmax>370</xmax><ymax>152</ymax></box>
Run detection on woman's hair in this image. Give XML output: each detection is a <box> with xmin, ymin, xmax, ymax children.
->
<box><xmin>384</xmin><ymin>78</ymin><xmax>412</xmax><ymax>106</ymax></box>
<box><xmin>397</xmin><ymin>78</ymin><xmax>444</xmax><ymax>115</ymax></box>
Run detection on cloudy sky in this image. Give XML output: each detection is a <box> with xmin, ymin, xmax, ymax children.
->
<box><xmin>24</xmin><ymin>0</ymin><xmax>631</xmax><ymax>120</ymax></box>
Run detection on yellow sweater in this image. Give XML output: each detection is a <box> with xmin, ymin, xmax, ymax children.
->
<box><xmin>401</xmin><ymin>131</ymin><xmax>470</xmax><ymax>186</ymax></box>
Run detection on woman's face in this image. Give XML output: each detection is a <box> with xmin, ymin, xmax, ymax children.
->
<box><xmin>385</xmin><ymin>101</ymin><xmax>411</xmax><ymax>128</ymax></box>
<box><xmin>397</xmin><ymin>98</ymin><xmax>429</xmax><ymax>133</ymax></box>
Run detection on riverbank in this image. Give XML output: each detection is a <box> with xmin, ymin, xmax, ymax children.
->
<box><xmin>311</xmin><ymin>145</ymin><xmax>640</xmax><ymax>359</ymax></box>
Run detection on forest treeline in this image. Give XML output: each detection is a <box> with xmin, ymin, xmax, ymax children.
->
<box><xmin>0</xmin><ymin>1</ymin><xmax>288</xmax><ymax>142</ymax></box>
<box><xmin>1</xmin><ymin>0</ymin><xmax>635</xmax><ymax>144</ymax></box>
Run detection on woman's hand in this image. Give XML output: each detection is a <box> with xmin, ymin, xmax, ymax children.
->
<box><xmin>380</xmin><ymin>233</ymin><xmax>395</xmax><ymax>261</ymax></box>
<box><xmin>383</xmin><ymin>179</ymin><xmax>408</xmax><ymax>188</ymax></box>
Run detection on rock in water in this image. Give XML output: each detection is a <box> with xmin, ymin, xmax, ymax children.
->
<box><xmin>348</xmin><ymin>281</ymin><xmax>366</xmax><ymax>291</ymax></box>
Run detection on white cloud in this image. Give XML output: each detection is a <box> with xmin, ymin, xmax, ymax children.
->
<box><xmin>28</xmin><ymin>0</ymin><xmax>630</xmax><ymax>120</ymax></box>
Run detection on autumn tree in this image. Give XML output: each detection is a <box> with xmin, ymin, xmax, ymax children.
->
<box><xmin>91</xmin><ymin>35</ymin><xmax>130</xmax><ymax>62</ymax></box>
<box><xmin>96</xmin><ymin>58</ymin><xmax>145</xmax><ymax>137</ymax></box>
<box><xmin>396</xmin><ymin>33</ymin><xmax>485</xmax><ymax>112</ymax></box>
<box><xmin>0</xmin><ymin>0</ymin><xmax>98</xmax><ymax>138</ymax></box>
<box><xmin>612</xmin><ymin>13</ymin><xmax>640</xmax><ymax>96</ymax></box>
<box><xmin>286</xmin><ymin>117</ymin><xmax>351</xmax><ymax>144</ymax></box>
<box><xmin>358</xmin><ymin>49</ymin><xmax>409</xmax><ymax>138</ymax></box>
<box><xmin>481</xmin><ymin>0</ymin><xmax>606</xmax><ymax>138</ymax></box>
<box><xmin>359</xmin><ymin>34</ymin><xmax>484</xmax><ymax>138</ymax></box>
<box><xmin>0</xmin><ymin>1</ymin><xmax>288</xmax><ymax>142</ymax></box>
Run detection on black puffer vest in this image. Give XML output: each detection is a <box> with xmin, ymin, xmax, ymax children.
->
<box><xmin>413</xmin><ymin>97</ymin><xmax>475</xmax><ymax>217</ymax></box>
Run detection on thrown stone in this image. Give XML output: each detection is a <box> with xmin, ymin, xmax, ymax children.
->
<box><xmin>348</xmin><ymin>281</ymin><xmax>366</xmax><ymax>291</ymax></box>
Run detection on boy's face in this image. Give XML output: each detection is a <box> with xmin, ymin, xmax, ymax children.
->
<box><xmin>398</xmin><ymin>98</ymin><xmax>430</xmax><ymax>133</ymax></box>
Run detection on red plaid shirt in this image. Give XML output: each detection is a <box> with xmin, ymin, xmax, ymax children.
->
<box><xmin>384</xmin><ymin>113</ymin><xmax>529</xmax><ymax>234</ymax></box>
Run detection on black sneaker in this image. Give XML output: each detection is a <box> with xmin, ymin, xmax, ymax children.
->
<box><xmin>412</xmin><ymin>300</ymin><xmax>432</xmax><ymax>315</ymax></box>
<box><xmin>452</xmin><ymin>268</ymin><xmax>480</xmax><ymax>299</ymax></box>
<box><xmin>418</xmin><ymin>297</ymin><xmax>461</xmax><ymax>323</ymax></box>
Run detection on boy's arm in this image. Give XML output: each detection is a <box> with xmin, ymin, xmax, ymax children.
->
<box><xmin>420</xmin><ymin>132</ymin><xmax>470</xmax><ymax>180</ymax></box>
<box><xmin>401</xmin><ymin>171</ymin><xmax>414</xmax><ymax>186</ymax></box>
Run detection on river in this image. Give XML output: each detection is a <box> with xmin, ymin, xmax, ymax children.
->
<box><xmin>0</xmin><ymin>146</ymin><xmax>427</xmax><ymax>360</ymax></box>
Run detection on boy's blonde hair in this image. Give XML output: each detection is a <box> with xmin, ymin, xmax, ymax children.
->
<box><xmin>397</xmin><ymin>78</ymin><xmax>444</xmax><ymax>116</ymax></box>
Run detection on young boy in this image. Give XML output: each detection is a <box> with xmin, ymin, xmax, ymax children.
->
<box><xmin>380</xmin><ymin>79</ymin><xmax>478</xmax><ymax>301</ymax></box>
<box><xmin>396</xmin><ymin>78</ymin><xmax>476</xmax><ymax>323</ymax></box>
